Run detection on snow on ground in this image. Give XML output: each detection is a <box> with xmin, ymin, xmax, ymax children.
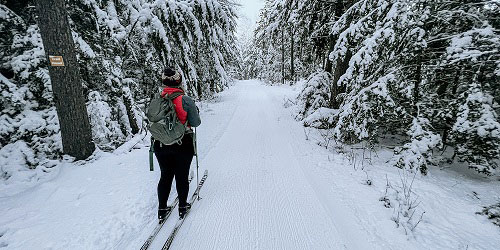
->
<box><xmin>1</xmin><ymin>80</ymin><xmax>499</xmax><ymax>250</ymax></box>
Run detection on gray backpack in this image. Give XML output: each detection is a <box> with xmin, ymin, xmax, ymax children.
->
<box><xmin>146</xmin><ymin>92</ymin><xmax>187</xmax><ymax>145</ymax></box>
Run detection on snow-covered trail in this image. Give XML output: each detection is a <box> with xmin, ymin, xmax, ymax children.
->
<box><xmin>149</xmin><ymin>80</ymin><xmax>389</xmax><ymax>250</ymax></box>
<box><xmin>164</xmin><ymin>80</ymin><xmax>345</xmax><ymax>249</ymax></box>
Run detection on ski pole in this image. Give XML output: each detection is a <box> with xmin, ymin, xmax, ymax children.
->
<box><xmin>194</xmin><ymin>127</ymin><xmax>201</xmax><ymax>200</ymax></box>
<box><xmin>149</xmin><ymin>137</ymin><xmax>154</xmax><ymax>171</ymax></box>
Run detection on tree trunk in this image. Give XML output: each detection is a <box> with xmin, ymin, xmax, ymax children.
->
<box><xmin>321</xmin><ymin>50</ymin><xmax>326</xmax><ymax>70</ymax></box>
<box><xmin>281</xmin><ymin>28</ymin><xmax>285</xmax><ymax>84</ymax></box>
<box><xmin>122</xmin><ymin>92</ymin><xmax>139</xmax><ymax>134</ymax></box>
<box><xmin>330</xmin><ymin>49</ymin><xmax>352</xmax><ymax>109</ymax></box>
<box><xmin>210</xmin><ymin>78</ymin><xmax>215</xmax><ymax>93</ymax></box>
<box><xmin>299</xmin><ymin>36</ymin><xmax>303</xmax><ymax>63</ymax></box>
<box><xmin>197</xmin><ymin>80</ymin><xmax>202</xmax><ymax>98</ymax></box>
<box><xmin>325</xmin><ymin>0</ymin><xmax>345</xmax><ymax>74</ymax></box>
<box><xmin>36</xmin><ymin>0</ymin><xmax>95</xmax><ymax>160</ymax></box>
<box><xmin>324</xmin><ymin>36</ymin><xmax>335</xmax><ymax>73</ymax></box>
<box><xmin>413</xmin><ymin>55</ymin><xmax>422</xmax><ymax>117</ymax></box>
<box><xmin>443</xmin><ymin>67</ymin><xmax>462</xmax><ymax>146</ymax></box>
<box><xmin>290</xmin><ymin>28</ymin><xmax>295</xmax><ymax>83</ymax></box>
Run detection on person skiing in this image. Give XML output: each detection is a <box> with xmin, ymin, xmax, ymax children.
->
<box><xmin>154</xmin><ymin>67</ymin><xmax>201</xmax><ymax>221</ymax></box>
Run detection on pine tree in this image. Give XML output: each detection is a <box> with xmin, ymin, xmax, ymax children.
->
<box><xmin>35</xmin><ymin>0</ymin><xmax>95</xmax><ymax>160</ymax></box>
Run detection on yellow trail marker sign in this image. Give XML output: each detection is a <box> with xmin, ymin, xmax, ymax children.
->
<box><xmin>49</xmin><ymin>56</ymin><xmax>65</xmax><ymax>66</ymax></box>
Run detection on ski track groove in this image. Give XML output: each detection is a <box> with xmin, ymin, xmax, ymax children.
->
<box><xmin>198</xmin><ymin>86</ymin><xmax>242</xmax><ymax>164</ymax></box>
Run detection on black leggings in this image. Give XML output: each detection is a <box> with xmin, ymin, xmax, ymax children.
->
<box><xmin>154</xmin><ymin>134</ymin><xmax>194</xmax><ymax>208</ymax></box>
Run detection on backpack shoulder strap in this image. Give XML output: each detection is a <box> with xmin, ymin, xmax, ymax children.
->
<box><xmin>165</xmin><ymin>92</ymin><xmax>183</xmax><ymax>101</ymax></box>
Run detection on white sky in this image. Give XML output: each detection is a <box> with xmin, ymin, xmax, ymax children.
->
<box><xmin>237</xmin><ymin>0</ymin><xmax>265</xmax><ymax>23</ymax></box>
<box><xmin>235</xmin><ymin>0</ymin><xmax>266</xmax><ymax>40</ymax></box>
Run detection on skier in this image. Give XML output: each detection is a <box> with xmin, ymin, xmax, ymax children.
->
<box><xmin>154</xmin><ymin>67</ymin><xmax>201</xmax><ymax>221</ymax></box>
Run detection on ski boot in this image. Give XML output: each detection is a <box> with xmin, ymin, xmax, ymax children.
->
<box><xmin>158</xmin><ymin>207</ymin><xmax>172</xmax><ymax>224</ymax></box>
<box><xmin>178</xmin><ymin>203</ymin><xmax>191</xmax><ymax>219</ymax></box>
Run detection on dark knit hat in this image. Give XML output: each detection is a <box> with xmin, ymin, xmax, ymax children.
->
<box><xmin>162</xmin><ymin>67</ymin><xmax>182</xmax><ymax>86</ymax></box>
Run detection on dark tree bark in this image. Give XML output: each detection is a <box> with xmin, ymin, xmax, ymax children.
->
<box><xmin>442</xmin><ymin>67</ymin><xmax>462</xmax><ymax>146</ymax></box>
<box><xmin>327</xmin><ymin>1</ymin><xmax>353</xmax><ymax>108</ymax></box>
<box><xmin>290</xmin><ymin>27</ymin><xmax>295</xmax><ymax>82</ymax></box>
<box><xmin>210</xmin><ymin>76</ymin><xmax>215</xmax><ymax>93</ymax></box>
<box><xmin>299</xmin><ymin>36</ymin><xmax>303</xmax><ymax>63</ymax></box>
<box><xmin>36</xmin><ymin>0</ymin><xmax>95</xmax><ymax>160</ymax></box>
<box><xmin>324</xmin><ymin>36</ymin><xmax>335</xmax><ymax>73</ymax></box>
<box><xmin>281</xmin><ymin>27</ymin><xmax>285</xmax><ymax>84</ymax></box>
<box><xmin>197</xmin><ymin>80</ymin><xmax>202</xmax><ymax>98</ymax></box>
<box><xmin>122</xmin><ymin>94</ymin><xmax>140</xmax><ymax>134</ymax></box>
<box><xmin>330</xmin><ymin>49</ymin><xmax>352</xmax><ymax>109</ymax></box>
<box><xmin>413</xmin><ymin>55</ymin><xmax>422</xmax><ymax>117</ymax></box>
<box><xmin>325</xmin><ymin>0</ymin><xmax>346</xmax><ymax>74</ymax></box>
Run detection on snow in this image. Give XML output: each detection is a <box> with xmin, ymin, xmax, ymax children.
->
<box><xmin>9</xmin><ymin>25</ymin><xmax>45</xmax><ymax>80</ymax></box>
<box><xmin>453</xmin><ymin>84</ymin><xmax>500</xmax><ymax>139</ymax></box>
<box><xmin>303</xmin><ymin>107</ymin><xmax>338</xmax><ymax>127</ymax></box>
<box><xmin>0</xmin><ymin>140</ymin><xmax>61</xmax><ymax>197</ymax></box>
<box><xmin>73</xmin><ymin>32</ymin><xmax>96</xmax><ymax>58</ymax></box>
<box><xmin>445</xmin><ymin>26</ymin><xmax>499</xmax><ymax>64</ymax></box>
<box><xmin>298</xmin><ymin>71</ymin><xmax>332</xmax><ymax>120</ymax></box>
<box><xmin>87</xmin><ymin>91</ymin><xmax>126</xmax><ymax>147</ymax></box>
<box><xmin>391</xmin><ymin>116</ymin><xmax>442</xmax><ymax>173</ymax></box>
<box><xmin>1</xmin><ymin>80</ymin><xmax>499</xmax><ymax>249</ymax></box>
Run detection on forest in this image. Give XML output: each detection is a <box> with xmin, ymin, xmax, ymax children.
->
<box><xmin>1</xmin><ymin>0</ymin><xmax>238</xmax><ymax>173</ymax></box>
<box><xmin>243</xmin><ymin>0</ymin><xmax>499</xmax><ymax>176</ymax></box>
<box><xmin>0</xmin><ymin>0</ymin><xmax>499</xmax><ymax>248</ymax></box>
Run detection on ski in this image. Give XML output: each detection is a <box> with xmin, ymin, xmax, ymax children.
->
<box><xmin>140</xmin><ymin>172</ymin><xmax>194</xmax><ymax>250</ymax></box>
<box><xmin>161</xmin><ymin>170</ymin><xmax>208</xmax><ymax>250</ymax></box>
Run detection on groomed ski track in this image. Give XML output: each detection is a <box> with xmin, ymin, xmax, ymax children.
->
<box><xmin>148</xmin><ymin>80</ymin><xmax>394</xmax><ymax>250</ymax></box>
